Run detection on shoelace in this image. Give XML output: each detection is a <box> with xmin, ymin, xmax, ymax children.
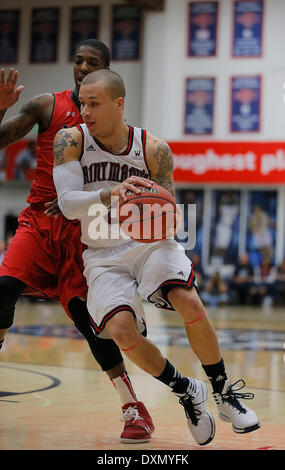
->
<box><xmin>221</xmin><ymin>379</ymin><xmax>255</xmax><ymax>413</ymax></box>
<box><xmin>120</xmin><ymin>405</ymin><xmax>143</xmax><ymax>424</ymax></box>
<box><xmin>179</xmin><ymin>393</ymin><xmax>202</xmax><ymax>426</ymax></box>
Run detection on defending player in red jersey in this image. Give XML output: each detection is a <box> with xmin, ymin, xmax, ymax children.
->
<box><xmin>0</xmin><ymin>39</ymin><xmax>154</xmax><ymax>444</ymax></box>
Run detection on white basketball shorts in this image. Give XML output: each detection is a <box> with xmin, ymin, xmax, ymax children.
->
<box><xmin>83</xmin><ymin>239</ymin><xmax>197</xmax><ymax>338</ymax></box>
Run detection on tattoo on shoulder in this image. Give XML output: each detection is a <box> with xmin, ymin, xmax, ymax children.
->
<box><xmin>151</xmin><ymin>140</ymin><xmax>175</xmax><ymax>196</ymax></box>
<box><xmin>53</xmin><ymin>129</ymin><xmax>79</xmax><ymax>166</ymax></box>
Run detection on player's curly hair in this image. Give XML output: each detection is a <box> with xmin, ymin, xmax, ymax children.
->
<box><xmin>75</xmin><ymin>39</ymin><xmax>110</xmax><ymax>67</ymax></box>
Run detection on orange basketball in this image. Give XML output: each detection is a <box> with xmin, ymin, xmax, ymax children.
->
<box><xmin>118</xmin><ymin>181</ymin><xmax>177</xmax><ymax>243</ymax></box>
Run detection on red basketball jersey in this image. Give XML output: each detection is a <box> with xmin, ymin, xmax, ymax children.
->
<box><xmin>27</xmin><ymin>90</ymin><xmax>83</xmax><ymax>204</ymax></box>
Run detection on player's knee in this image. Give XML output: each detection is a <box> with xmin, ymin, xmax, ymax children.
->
<box><xmin>106</xmin><ymin>313</ymin><xmax>138</xmax><ymax>347</ymax></box>
<box><xmin>0</xmin><ymin>276</ymin><xmax>25</xmax><ymax>328</ymax></box>
<box><xmin>168</xmin><ymin>286</ymin><xmax>204</xmax><ymax>317</ymax></box>
<box><xmin>68</xmin><ymin>297</ymin><xmax>124</xmax><ymax>370</ymax></box>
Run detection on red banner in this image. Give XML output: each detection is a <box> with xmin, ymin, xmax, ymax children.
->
<box><xmin>169</xmin><ymin>141</ymin><xmax>285</xmax><ymax>184</ymax></box>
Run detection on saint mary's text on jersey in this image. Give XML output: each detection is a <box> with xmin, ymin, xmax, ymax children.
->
<box><xmin>82</xmin><ymin>160</ymin><xmax>149</xmax><ymax>185</ymax></box>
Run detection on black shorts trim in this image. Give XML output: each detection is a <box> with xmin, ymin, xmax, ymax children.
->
<box><xmin>88</xmin><ymin>304</ymin><xmax>147</xmax><ymax>336</ymax></box>
<box><xmin>147</xmin><ymin>270</ymin><xmax>197</xmax><ymax>310</ymax></box>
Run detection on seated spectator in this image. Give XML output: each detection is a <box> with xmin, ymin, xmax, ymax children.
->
<box><xmin>275</xmin><ymin>259</ymin><xmax>285</xmax><ymax>305</ymax></box>
<box><xmin>201</xmin><ymin>271</ymin><xmax>229</xmax><ymax>307</ymax></box>
<box><xmin>0</xmin><ymin>240</ymin><xmax>5</xmax><ymax>265</ymax></box>
<box><xmin>0</xmin><ymin>232</ymin><xmax>14</xmax><ymax>266</ymax></box>
<box><xmin>0</xmin><ymin>149</ymin><xmax>7</xmax><ymax>181</ymax></box>
<box><xmin>230</xmin><ymin>253</ymin><xmax>254</xmax><ymax>305</ymax></box>
<box><xmin>13</xmin><ymin>141</ymin><xmax>36</xmax><ymax>180</ymax></box>
<box><xmin>191</xmin><ymin>253</ymin><xmax>205</xmax><ymax>290</ymax></box>
<box><xmin>249</xmin><ymin>256</ymin><xmax>277</xmax><ymax>306</ymax></box>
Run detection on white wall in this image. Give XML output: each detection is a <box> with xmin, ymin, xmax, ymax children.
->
<box><xmin>142</xmin><ymin>0</ymin><xmax>285</xmax><ymax>141</ymax></box>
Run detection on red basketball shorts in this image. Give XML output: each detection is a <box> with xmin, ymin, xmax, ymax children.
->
<box><xmin>0</xmin><ymin>205</ymin><xmax>88</xmax><ymax>317</ymax></box>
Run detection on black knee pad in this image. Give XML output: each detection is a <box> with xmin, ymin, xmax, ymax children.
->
<box><xmin>0</xmin><ymin>276</ymin><xmax>25</xmax><ymax>329</ymax></box>
<box><xmin>68</xmin><ymin>297</ymin><xmax>124</xmax><ymax>371</ymax></box>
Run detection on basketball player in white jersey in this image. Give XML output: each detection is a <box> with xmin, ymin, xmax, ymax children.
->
<box><xmin>53</xmin><ymin>69</ymin><xmax>260</xmax><ymax>446</ymax></box>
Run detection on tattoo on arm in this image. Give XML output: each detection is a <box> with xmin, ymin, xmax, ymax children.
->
<box><xmin>151</xmin><ymin>140</ymin><xmax>175</xmax><ymax>196</ymax></box>
<box><xmin>0</xmin><ymin>95</ymin><xmax>45</xmax><ymax>149</ymax></box>
<box><xmin>53</xmin><ymin>130</ymin><xmax>79</xmax><ymax>166</ymax></box>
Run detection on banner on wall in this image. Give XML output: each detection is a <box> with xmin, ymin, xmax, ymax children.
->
<box><xmin>232</xmin><ymin>0</ymin><xmax>264</xmax><ymax>57</ymax></box>
<box><xmin>169</xmin><ymin>141</ymin><xmax>285</xmax><ymax>184</ymax></box>
<box><xmin>30</xmin><ymin>8</ymin><xmax>59</xmax><ymax>63</ymax></box>
<box><xmin>69</xmin><ymin>7</ymin><xmax>100</xmax><ymax>61</ymax></box>
<box><xmin>184</xmin><ymin>77</ymin><xmax>215</xmax><ymax>135</ymax></box>
<box><xmin>111</xmin><ymin>5</ymin><xmax>141</xmax><ymax>61</ymax></box>
<box><xmin>0</xmin><ymin>9</ymin><xmax>20</xmax><ymax>64</ymax></box>
<box><xmin>187</xmin><ymin>1</ymin><xmax>218</xmax><ymax>57</ymax></box>
<box><xmin>230</xmin><ymin>76</ymin><xmax>261</xmax><ymax>132</ymax></box>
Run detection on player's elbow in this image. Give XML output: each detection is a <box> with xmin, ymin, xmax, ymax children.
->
<box><xmin>57</xmin><ymin>193</ymin><xmax>79</xmax><ymax>220</ymax></box>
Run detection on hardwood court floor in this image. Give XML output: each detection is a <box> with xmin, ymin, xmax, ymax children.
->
<box><xmin>0</xmin><ymin>300</ymin><xmax>285</xmax><ymax>452</ymax></box>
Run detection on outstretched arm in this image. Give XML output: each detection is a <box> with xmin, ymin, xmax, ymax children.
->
<box><xmin>0</xmin><ymin>68</ymin><xmax>34</xmax><ymax>148</ymax></box>
<box><xmin>0</xmin><ymin>68</ymin><xmax>24</xmax><ymax>122</ymax></box>
<box><xmin>0</xmin><ymin>68</ymin><xmax>54</xmax><ymax>149</ymax></box>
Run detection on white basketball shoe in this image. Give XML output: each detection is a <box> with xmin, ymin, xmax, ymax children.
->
<box><xmin>176</xmin><ymin>378</ymin><xmax>216</xmax><ymax>446</ymax></box>
<box><xmin>213</xmin><ymin>379</ymin><xmax>261</xmax><ymax>433</ymax></box>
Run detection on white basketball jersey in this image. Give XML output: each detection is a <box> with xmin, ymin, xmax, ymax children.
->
<box><xmin>78</xmin><ymin>123</ymin><xmax>150</xmax><ymax>249</ymax></box>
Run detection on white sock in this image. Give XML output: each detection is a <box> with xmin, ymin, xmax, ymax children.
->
<box><xmin>111</xmin><ymin>371</ymin><xmax>138</xmax><ymax>405</ymax></box>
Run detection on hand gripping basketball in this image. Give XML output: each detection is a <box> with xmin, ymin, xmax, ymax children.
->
<box><xmin>118</xmin><ymin>181</ymin><xmax>177</xmax><ymax>243</ymax></box>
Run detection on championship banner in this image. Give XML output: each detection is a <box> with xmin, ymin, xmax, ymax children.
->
<box><xmin>230</xmin><ymin>76</ymin><xmax>261</xmax><ymax>132</ymax></box>
<box><xmin>30</xmin><ymin>8</ymin><xmax>59</xmax><ymax>63</ymax></box>
<box><xmin>169</xmin><ymin>141</ymin><xmax>285</xmax><ymax>184</ymax></box>
<box><xmin>184</xmin><ymin>77</ymin><xmax>215</xmax><ymax>135</ymax></box>
<box><xmin>232</xmin><ymin>0</ymin><xmax>264</xmax><ymax>57</ymax></box>
<box><xmin>111</xmin><ymin>5</ymin><xmax>141</xmax><ymax>61</ymax></box>
<box><xmin>69</xmin><ymin>7</ymin><xmax>100</xmax><ymax>61</ymax></box>
<box><xmin>187</xmin><ymin>1</ymin><xmax>218</xmax><ymax>57</ymax></box>
<box><xmin>0</xmin><ymin>9</ymin><xmax>20</xmax><ymax>64</ymax></box>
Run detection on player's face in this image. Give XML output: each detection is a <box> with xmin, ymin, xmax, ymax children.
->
<box><xmin>73</xmin><ymin>46</ymin><xmax>108</xmax><ymax>92</ymax></box>
<box><xmin>79</xmin><ymin>82</ymin><xmax>124</xmax><ymax>139</ymax></box>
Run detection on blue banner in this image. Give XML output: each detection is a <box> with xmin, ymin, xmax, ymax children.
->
<box><xmin>112</xmin><ymin>5</ymin><xmax>141</xmax><ymax>61</ymax></box>
<box><xmin>0</xmin><ymin>10</ymin><xmax>20</xmax><ymax>64</ymax></box>
<box><xmin>184</xmin><ymin>78</ymin><xmax>215</xmax><ymax>134</ymax></box>
<box><xmin>232</xmin><ymin>1</ymin><xmax>263</xmax><ymax>57</ymax></box>
<box><xmin>69</xmin><ymin>7</ymin><xmax>99</xmax><ymax>61</ymax></box>
<box><xmin>188</xmin><ymin>1</ymin><xmax>218</xmax><ymax>57</ymax></box>
<box><xmin>230</xmin><ymin>76</ymin><xmax>261</xmax><ymax>132</ymax></box>
<box><xmin>30</xmin><ymin>8</ymin><xmax>59</xmax><ymax>63</ymax></box>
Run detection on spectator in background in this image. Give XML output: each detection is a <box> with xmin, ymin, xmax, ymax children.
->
<box><xmin>201</xmin><ymin>271</ymin><xmax>229</xmax><ymax>307</ymax></box>
<box><xmin>230</xmin><ymin>253</ymin><xmax>254</xmax><ymax>305</ymax></box>
<box><xmin>275</xmin><ymin>259</ymin><xmax>285</xmax><ymax>305</ymax></box>
<box><xmin>0</xmin><ymin>148</ymin><xmax>6</xmax><ymax>181</ymax></box>
<box><xmin>0</xmin><ymin>232</ymin><xmax>14</xmax><ymax>267</ymax></box>
<box><xmin>211</xmin><ymin>191</ymin><xmax>239</xmax><ymax>266</ymax></box>
<box><xmin>0</xmin><ymin>240</ymin><xmax>5</xmax><ymax>265</ymax></box>
<box><xmin>249</xmin><ymin>205</ymin><xmax>275</xmax><ymax>260</ymax></box>
<box><xmin>249</xmin><ymin>256</ymin><xmax>277</xmax><ymax>307</ymax></box>
<box><xmin>14</xmin><ymin>141</ymin><xmax>36</xmax><ymax>180</ymax></box>
<box><xmin>191</xmin><ymin>252</ymin><xmax>205</xmax><ymax>290</ymax></box>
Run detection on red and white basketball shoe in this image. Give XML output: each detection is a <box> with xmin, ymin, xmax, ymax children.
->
<box><xmin>120</xmin><ymin>401</ymin><xmax>154</xmax><ymax>443</ymax></box>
